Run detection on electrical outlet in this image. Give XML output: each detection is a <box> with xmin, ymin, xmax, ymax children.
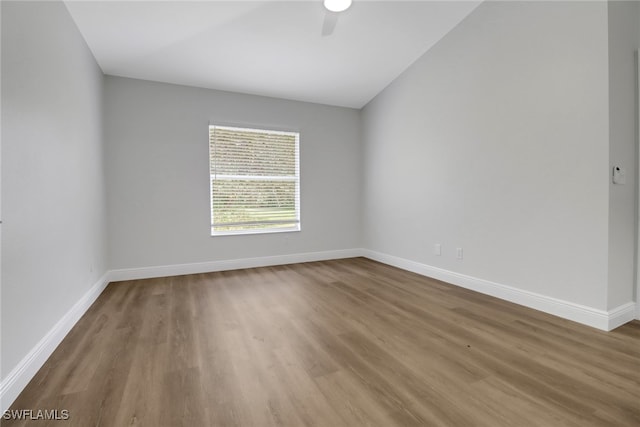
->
<box><xmin>434</xmin><ymin>243</ymin><xmax>441</xmax><ymax>256</ymax></box>
<box><xmin>456</xmin><ymin>248</ymin><xmax>463</xmax><ymax>260</ymax></box>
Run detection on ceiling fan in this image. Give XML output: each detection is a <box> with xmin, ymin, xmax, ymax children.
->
<box><xmin>322</xmin><ymin>0</ymin><xmax>352</xmax><ymax>37</ymax></box>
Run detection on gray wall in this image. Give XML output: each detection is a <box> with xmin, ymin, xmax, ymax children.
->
<box><xmin>2</xmin><ymin>0</ymin><xmax>638</xmax><ymax>398</ymax></box>
<box><xmin>608</xmin><ymin>0</ymin><xmax>639</xmax><ymax>310</ymax></box>
<box><xmin>361</xmin><ymin>1</ymin><xmax>614</xmax><ymax>309</ymax></box>
<box><xmin>1</xmin><ymin>1</ymin><xmax>107</xmax><ymax>378</ymax></box>
<box><xmin>104</xmin><ymin>76</ymin><xmax>361</xmax><ymax>270</ymax></box>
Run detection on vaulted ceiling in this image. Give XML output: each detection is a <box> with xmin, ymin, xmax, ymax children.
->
<box><xmin>65</xmin><ymin>1</ymin><xmax>481</xmax><ymax>108</ymax></box>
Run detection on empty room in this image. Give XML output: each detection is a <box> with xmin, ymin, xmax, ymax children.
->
<box><xmin>1</xmin><ymin>0</ymin><xmax>639</xmax><ymax>425</ymax></box>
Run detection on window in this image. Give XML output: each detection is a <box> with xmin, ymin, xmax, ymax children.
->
<box><xmin>209</xmin><ymin>125</ymin><xmax>300</xmax><ymax>235</ymax></box>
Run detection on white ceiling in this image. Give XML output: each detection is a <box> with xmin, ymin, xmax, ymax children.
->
<box><xmin>65</xmin><ymin>1</ymin><xmax>481</xmax><ymax>108</ymax></box>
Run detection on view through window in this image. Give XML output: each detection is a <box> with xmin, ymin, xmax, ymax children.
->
<box><xmin>209</xmin><ymin>125</ymin><xmax>300</xmax><ymax>235</ymax></box>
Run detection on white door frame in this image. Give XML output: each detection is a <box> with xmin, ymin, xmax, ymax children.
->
<box><xmin>636</xmin><ymin>50</ymin><xmax>640</xmax><ymax>320</ymax></box>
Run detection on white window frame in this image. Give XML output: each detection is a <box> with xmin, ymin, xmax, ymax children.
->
<box><xmin>209</xmin><ymin>125</ymin><xmax>301</xmax><ymax>236</ymax></box>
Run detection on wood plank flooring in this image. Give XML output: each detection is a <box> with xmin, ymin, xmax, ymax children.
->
<box><xmin>4</xmin><ymin>258</ymin><xmax>640</xmax><ymax>426</ymax></box>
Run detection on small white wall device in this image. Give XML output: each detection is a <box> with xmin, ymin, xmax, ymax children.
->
<box><xmin>612</xmin><ymin>166</ymin><xmax>626</xmax><ymax>185</ymax></box>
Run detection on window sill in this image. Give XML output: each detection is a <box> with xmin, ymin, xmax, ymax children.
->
<box><xmin>210</xmin><ymin>226</ymin><xmax>301</xmax><ymax>237</ymax></box>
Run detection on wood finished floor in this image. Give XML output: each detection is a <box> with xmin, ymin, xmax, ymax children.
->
<box><xmin>5</xmin><ymin>258</ymin><xmax>640</xmax><ymax>427</ymax></box>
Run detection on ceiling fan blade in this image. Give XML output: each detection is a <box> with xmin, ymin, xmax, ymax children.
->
<box><xmin>321</xmin><ymin>12</ymin><xmax>339</xmax><ymax>37</ymax></box>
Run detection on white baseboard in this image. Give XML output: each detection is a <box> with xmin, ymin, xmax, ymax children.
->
<box><xmin>608</xmin><ymin>302</ymin><xmax>637</xmax><ymax>330</ymax></box>
<box><xmin>107</xmin><ymin>248</ymin><xmax>362</xmax><ymax>282</ymax></box>
<box><xmin>0</xmin><ymin>249</ymin><xmax>359</xmax><ymax>413</ymax></box>
<box><xmin>0</xmin><ymin>272</ymin><xmax>110</xmax><ymax>413</ymax></box>
<box><xmin>2</xmin><ymin>248</ymin><xmax>635</xmax><ymax>413</ymax></box>
<box><xmin>361</xmin><ymin>249</ymin><xmax>636</xmax><ymax>332</ymax></box>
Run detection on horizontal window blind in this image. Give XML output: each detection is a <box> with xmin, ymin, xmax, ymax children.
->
<box><xmin>209</xmin><ymin>125</ymin><xmax>300</xmax><ymax>234</ymax></box>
